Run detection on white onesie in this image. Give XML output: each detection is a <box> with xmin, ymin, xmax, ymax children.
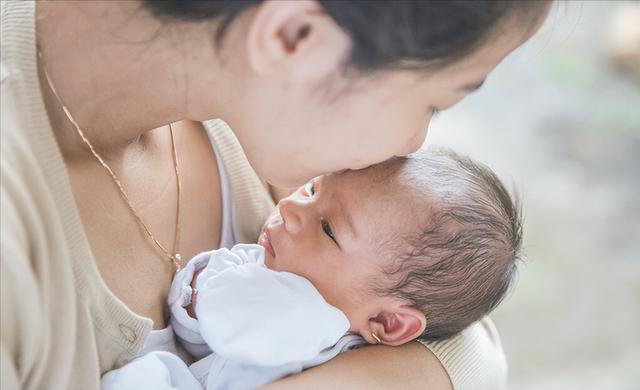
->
<box><xmin>101</xmin><ymin>244</ymin><xmax>365</xmax><ymax>390</ymax></box>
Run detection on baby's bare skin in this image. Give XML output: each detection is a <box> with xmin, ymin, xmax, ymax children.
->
<box><xmin>186</xmin><ymin>268</ymin><xmax>204</xmax><ymax>319</ymax></box>
<box><xmin>183</xmin><ymin>168</ymin><xmax>429</xmax><ymax>347</ymax></box>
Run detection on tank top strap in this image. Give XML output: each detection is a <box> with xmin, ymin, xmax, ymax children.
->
<box><xmin>202</xmin><ymin>119</ymin><xmax>275</xmax><ymax>243</ymax></box>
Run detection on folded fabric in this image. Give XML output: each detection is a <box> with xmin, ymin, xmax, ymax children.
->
<box><xmin>102</xmin><ymin>334</ymin><xmax>365</xmax><ymax>390</ymax></box>
<box><xmin>170</xmin><ymin>244</ymin><xmax>350</xmax><ymax>367</ymax></box>
<box><xmin>101</xmin><ymin>351</ymin><xmax>204</xmax><ymax>390</ymax></box>
<box><xmin>103</xmin><ymin>244</ymin><xmax>363</xmax><ymax>389</ymax></box>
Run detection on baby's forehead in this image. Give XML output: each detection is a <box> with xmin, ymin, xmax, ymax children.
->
<box><xmin>337</xmin><ymin>167</ymin><xmax>433</xmax><ymax>220</ymax></box>
<box><xmin>332</xmin><ymin>161</ymin><xmax>400</xmax><ymax>183</ymax></box>
<box><xmin>321</xmin><ymin>172</ymin><xmax>417</xmax><ymax>220</ymax></box>
<box><xmin>337</xmin><ymin>162</ymin><xmax>428</xmax><ymax>197</ymax></box>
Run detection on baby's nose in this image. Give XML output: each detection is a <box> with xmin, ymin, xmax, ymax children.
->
<box><xmin>278</xmin><ymin>198</ymin><xmax>306</xmax><ymax>234</ymax></box>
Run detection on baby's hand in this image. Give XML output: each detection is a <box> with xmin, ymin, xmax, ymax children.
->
<box><xmin>185</xmin><ymin>268</ymin><xmax>204</xmax><ymax>319</ymax></box>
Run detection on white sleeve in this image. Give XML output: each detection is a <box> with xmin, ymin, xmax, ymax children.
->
<box><xmin>101</xmin><ymin>351</ymin><xmax>204</xmax><ymax>390</ymax></box>
<box><xmin>195</xmin><ymin>265</ymin><xmax>350</xmax><ymax>367</ymax></box>
<box><xmin>194</xmin><ymin>244</ymin><xmax>265</xmax><ymax>292</ymax></box>
<box><xmin>169</xmin><ymin>244</ymin><xmax>267</xmax><ymax>359</ymax></box>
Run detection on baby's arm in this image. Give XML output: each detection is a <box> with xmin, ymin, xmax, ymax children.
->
<box><xmin>169</xmin><ymin>245</ymin><xmax>271</xmax><ymax>359</ymax></box>
<box><xmin>195</xmin><ymin>262</ymin><xmax>350</xmax><ymax>367</ymax></box>
<box><xmin>171</xmin><ymin>244</ymin><xmax>349</xmax><ymax>367</ymax></box>
<box><xmin>179</xmin><ymin>244</ymin><xmax>264</xmax><ymax>320</ymax></box>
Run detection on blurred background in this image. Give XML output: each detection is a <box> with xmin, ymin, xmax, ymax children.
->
<box><xmin>427</xmin><ymin>1</ymin><xmax>639</xmax><ymax>389</ymax></box>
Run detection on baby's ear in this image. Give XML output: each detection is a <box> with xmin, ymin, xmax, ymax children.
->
<box><xmin>368</xmin><ymin>306</ymin><xmax>426</xmax><ymax>346</ymax></box>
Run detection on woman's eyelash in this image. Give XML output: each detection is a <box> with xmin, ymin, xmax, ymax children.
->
<box><xmin>321</xmin><ymin>219</ymin><xmax>337</xmax><ymax>244</ymax></box>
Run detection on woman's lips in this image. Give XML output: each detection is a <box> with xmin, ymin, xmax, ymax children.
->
<box><xmin>258</xmin><ymin>226</ymin><xmax>276</xmax><ymax>258</ymax></box>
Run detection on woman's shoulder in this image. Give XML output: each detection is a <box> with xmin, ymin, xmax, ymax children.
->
<box><xmin>416</xmin><ymin>317</ymin><xmax>507</xmax><ymax>390</ymax></box>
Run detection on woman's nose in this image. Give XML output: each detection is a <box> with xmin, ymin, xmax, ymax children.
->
<box><xmin>278</xmin><ymin>198</ymin><xmax>309</xmax><ymax>235</ymax></box>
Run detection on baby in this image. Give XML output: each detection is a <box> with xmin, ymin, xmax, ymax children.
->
<box><xmin>102</xmin><ymin>149</ymin><xmax>522</xmax><ymax>390</ymax></box>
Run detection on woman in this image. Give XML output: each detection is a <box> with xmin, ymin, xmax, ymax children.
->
<box><xmin>0</xmin><ymin>1</ymin><xmax>550</xmax><ymax>389</ymax></box>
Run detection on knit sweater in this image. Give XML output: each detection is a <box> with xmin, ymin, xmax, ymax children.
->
<box><xmin>0</xmin><ymin>2</ymin><xmax>507</xmax><ymax>389</ymax></box>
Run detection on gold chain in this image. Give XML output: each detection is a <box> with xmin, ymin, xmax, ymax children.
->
<box><xmin>40</xmin><ymin>56</ymin><xmax>183</xmax><ymax>271</ymax></box>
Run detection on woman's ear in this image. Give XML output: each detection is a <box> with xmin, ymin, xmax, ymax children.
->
<box><xmin>368</xmin><ymin>306</ymin><xmax>427</xmax><ymax>346</ymax></box>
<box><xmin>246</xmin><ymin>0</ymin><xmax>350</xmax><ymax>82</ymax></box>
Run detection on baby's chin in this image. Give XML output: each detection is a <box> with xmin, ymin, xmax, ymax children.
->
<box><xmin>262</xmin><ymin>252</ymin><xmax>289</xmax><ymax>273</ymax></box>
<box><xmin>258</xmin><ymin>242</ymin><xmax>288</xmax><ymax>273</ymax></box>
<box><xmin>262</xmin><ymin>250</ymin><xmax>275</xmax><ymax>269</ymax></box>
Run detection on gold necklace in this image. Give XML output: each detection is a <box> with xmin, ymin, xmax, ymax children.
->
<box><xmin>40</xmin><ymin>58</ymin><xmax>184</xmax><ymax>271</ymax></box>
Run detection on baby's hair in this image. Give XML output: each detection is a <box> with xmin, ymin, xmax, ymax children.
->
<box><xmin>374</xmin><ymin>149</ymin><xmax>523</xmax><ymax>341</ymax></box>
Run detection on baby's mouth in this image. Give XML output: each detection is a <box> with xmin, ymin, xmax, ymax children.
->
<box><xmin>259</xmin><ymin>213</ymin><xmax>283</xmax><ymax>261</ymax></box>
<box><xmin>258</xmin><ymin>224</ymin><xmax>276</xmax><ymax>258</ymax></box>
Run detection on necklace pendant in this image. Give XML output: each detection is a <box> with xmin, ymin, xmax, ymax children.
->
<box><xmin>173</xmin><ymin>253</ymin><xmax>183</xmax><ymax>271</ymax></box>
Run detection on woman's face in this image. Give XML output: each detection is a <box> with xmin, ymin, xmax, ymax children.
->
<box><xmin>185</xmin><ymin>3</ymin><xmax>548</xmax><ymax>188</ymax></box>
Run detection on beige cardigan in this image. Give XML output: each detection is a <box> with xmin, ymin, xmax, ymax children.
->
<box><xmin>0</xmin><ymin>2</ymin><xmax>506</xmax><ymax>389</ymax></box>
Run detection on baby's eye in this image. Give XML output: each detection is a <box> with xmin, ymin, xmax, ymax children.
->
<box><xmin>305</xmin><ymin>181</ymin><xmax>315</xmax><ymax>196</ymax></box>
<box><xmin>321</xmin><ymin>219</ymin><xmax>337</xmax><ymax>244</ymax></box>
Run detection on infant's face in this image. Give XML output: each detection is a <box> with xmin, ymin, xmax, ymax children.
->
<box><xmin>257</xmin><ymin>167</ymin><xmax>422</xmax><ymax>330</ymax></box>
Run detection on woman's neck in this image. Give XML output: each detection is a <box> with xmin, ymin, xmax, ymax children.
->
<box><xmin>35</xmin><ymin>1</ymin><xmax>220</xmax><ymax>159</ymax></box>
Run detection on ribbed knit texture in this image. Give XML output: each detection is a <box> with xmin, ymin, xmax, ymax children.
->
<box><xmin>1</xmin><ymin>1</ymin><xmax>507</xmax><ymax>389</ymax></box>
<box><xmin>417</xmin><ymin>318</ymin><xmax>507</xmax><ymax>389</ymax></box>
<box><xmin>2</xmin><ymin>2</ymin><xmax>153</xmax><ymax>388</ymax></box>
<box><xmin>1</xmin><ymin>0</ymin><xmax>154</xmax><ymax>353</ymax></box>
<box><xmin>202</xmin><ymin>119</ymin><xmax>276</xmax><ymax>243</ymax></box>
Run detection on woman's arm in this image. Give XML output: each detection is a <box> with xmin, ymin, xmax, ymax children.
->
<box><xmin>261</xmin><ymin>342</ymin><xmax>453</xmax><ymax>390</ymax></box>
<box><xmin>263</xmin><ymin>318</ymin><xmax>508</xmax><ymax>390</ymax></box>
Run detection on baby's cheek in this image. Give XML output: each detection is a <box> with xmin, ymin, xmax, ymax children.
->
<box><xmin>268</xmin><ymin>255</ymin><xmax>297</xmax><ymax>274</ymax></box>
<box><xmin>262</xmin><ymin>252</ymin><xmax>275</xmax><ymax>270</ymax></box>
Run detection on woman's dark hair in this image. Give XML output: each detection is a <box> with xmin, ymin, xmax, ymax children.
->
<box><xmin>142</xmin><ymin>0</ymin><xmax>548</xmax><ymax>71</ymax></box>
